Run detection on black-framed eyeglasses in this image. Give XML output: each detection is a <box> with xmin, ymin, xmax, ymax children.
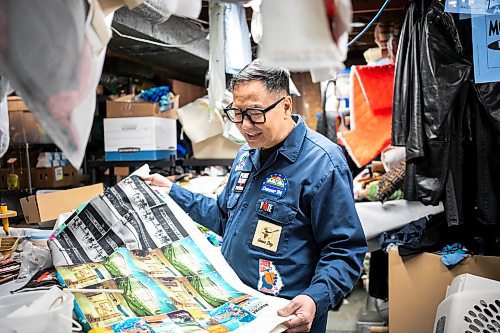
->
<box><xmin>223</xmin><ymin>97</ymin><xmax>285</xmax><ymax>124</ymax></box>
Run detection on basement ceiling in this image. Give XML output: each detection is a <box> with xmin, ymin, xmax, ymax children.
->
<box><xmin>104</xmin><ymin>0</ymin><xmax>408</xmax><ymax>84</ymax></box>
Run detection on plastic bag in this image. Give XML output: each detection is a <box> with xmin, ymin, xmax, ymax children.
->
<box><xmin>0</xmin><ymin>0</ymin><xmax>113</xmax><ymax>168</ymax></box>
<box><xmin>17</xmin><ymin>242</ymin><xmax>52</xmax><ymax>280</ymax></box>
<box><xmin>177</xmin><ymin>96</ymin><xmax>225</xmax><ymax>144</ymax></box>
<box><xmin>260</xmin><ymin>0</ymin><xmax>348</xmax><ymax>71</ymax></box>
<box><xmin>0</xmin><ymin>78</ymin><xmax>9</xmax><ymax>158</ymax></box>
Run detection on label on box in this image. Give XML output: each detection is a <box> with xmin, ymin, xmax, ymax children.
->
<box><xmin>54</xmin><ymin>167</ymin><xmax>63</xmax><ymax>181</ymax></box>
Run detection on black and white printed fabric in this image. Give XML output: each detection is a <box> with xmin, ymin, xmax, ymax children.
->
<box><xmin>49</xmin><ymin>176</ymin><xmax>189</xmax><ymax>266</ymax></box>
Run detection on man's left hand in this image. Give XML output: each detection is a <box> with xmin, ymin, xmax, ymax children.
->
<box><xmin>277</xmin><ymin>295</ymin><xmax>317</xmax><ymax>332</ymax></box>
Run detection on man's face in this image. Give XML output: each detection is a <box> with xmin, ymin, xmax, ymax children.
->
<box><xmin>232</xmin><ymin>81</ymin><xmax>292</xmax><ymax>149</ymax></box>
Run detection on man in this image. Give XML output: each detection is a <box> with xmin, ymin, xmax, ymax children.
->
<box><xmin>143</xmin><ymin>60</ymin><xmax>367</xmax><ymax>332</ymax></box>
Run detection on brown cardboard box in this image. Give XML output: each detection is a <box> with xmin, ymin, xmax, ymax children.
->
<box><xmin>389</xmin><ymin>250</ymin><xmax>500</xmax><ymax>333</ymax></box>
<box><xmin>33</xmin><ymin>166</ymin><xmax>79</xmax><ymax>188</ymax></box>
<box><xmin>20</xmin><ymin>183</ymin><xmax>104</xmax><ymax>225</ymax></box>
<box><xmin>7</xmin><ymin>96</ymin><xmax>29</xmax><ymax>111</ymax></box>
<box><xmin>106</xmin><ymin>94</ymin><xmax>179</xmax><ymax>119</ymax></box>
<box><xmin>171</xmin><ymin>80</ymin><xmax>206</xmax><ymax>107</ymax></box>
<box><xmin>7</xmin><ymin>96</ymin><xmax>53</xmax><ymax>145</ymax></box>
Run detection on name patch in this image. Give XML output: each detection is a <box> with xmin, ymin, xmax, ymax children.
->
<box><xmin>252</xmin><ymin>220</ymin><xmax>282</xmax><ymax>252</ymax></box>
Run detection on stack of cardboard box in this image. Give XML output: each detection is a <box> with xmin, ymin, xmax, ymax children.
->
<box><xmin>104</xmin><ymin>95</ymin><xmax>179</xmax><ymax>161</ymax></box>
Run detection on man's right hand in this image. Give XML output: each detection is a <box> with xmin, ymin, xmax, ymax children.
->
<box><xmin>141</xmin><ymin>174</ymin><xmax>173</xmax><ymax>193</ymax></box>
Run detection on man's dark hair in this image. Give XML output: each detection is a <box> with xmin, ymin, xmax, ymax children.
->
<box><xmin>230</xmin><ymin>59</ymin><xmax>290</xmax><ymax>96</ymax></box>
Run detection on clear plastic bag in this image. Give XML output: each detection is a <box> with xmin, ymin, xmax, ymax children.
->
<box><xmin>17</xmin><ymin>242</ymin><xmax>52</xmax><ymax>280</ymax></box>
<box><xmin>0</xmin><ymin>78</ymin><xmax>9</xmax><ymax>158</ymax></box>
<box><xmin>0</xmin><ymin>0</ymin><xmax>113</xmax><ymax>168</ymax></box>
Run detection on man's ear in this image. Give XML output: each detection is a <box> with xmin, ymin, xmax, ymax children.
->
<box><xmin>283</xmin><ymin>96</ymin><xmax>293</xmax><ymax>118</ymax></box>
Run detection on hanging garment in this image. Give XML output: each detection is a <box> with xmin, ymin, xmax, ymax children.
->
<box><xmin>392</xmin><ymin>1</ymin><xmax>500</xmax><ymax>243</ymax></box>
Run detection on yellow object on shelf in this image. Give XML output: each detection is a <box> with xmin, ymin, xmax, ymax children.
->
<box><xmin>0</xmin><ymin>204</ymin><xmax>17</xmax><ymax>236</ymax></box>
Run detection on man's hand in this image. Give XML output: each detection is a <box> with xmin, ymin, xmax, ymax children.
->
<box><xmin>277</xmin><ymin>295</ymin><xmax>317</xmax><ymax>332</ymax></box>
<box><xmin>141</xmin><ymin>173</ymin><xmax>173</xmax><ymax>193</ymax></box>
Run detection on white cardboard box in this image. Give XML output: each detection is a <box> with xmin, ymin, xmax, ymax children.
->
<box><xmin>104</xmin><ymin>117</ymin><xmax>176</xmax><ymax>161</ymax></box>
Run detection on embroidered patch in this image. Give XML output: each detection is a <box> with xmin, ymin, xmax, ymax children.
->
<box><xmin>259</xmin><ymin>201</ymin><xmax>274</xmax><ymax>213</ymax></box>
<box><xmin>235</xmin><ymin>152</ymin><xmax>249</xmax><ymax>171</ymax></box>
<box><xmin>234</xmin><ymin>172</ymin><xmax>250</xmax><ymax>193</ymax></box>
<box><xmin>258</xmin><ymin>259</ymin><xmax>284</xmax><ymax>296</ymax></box>
<box><xmin>260</xmin><ymin>173</ymin><xmax>288</xmax><ymax>197</ymax></box>
<box><xmin>252</xmin><ymin>220</ymin><xmax>282</xmax><ymax>252</ymax></box>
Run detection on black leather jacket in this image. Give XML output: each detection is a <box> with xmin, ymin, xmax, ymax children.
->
<box><xmin>392</xmin><ymin>0</ymin><xmax>500</xmax><ymax>228</ymax></box>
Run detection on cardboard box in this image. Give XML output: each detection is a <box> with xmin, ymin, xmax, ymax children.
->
<box><xmin>8</xmin><ymin>97</ymin><xmax>53</xmax><ymax>145</ymax></box>
<box><xmin>104</xmin><ymin>117</ymin><xmax>177</xmax><ymax>161</ymax></box>
<box><xmin>106</xmin><ymin>94</ymin><xmax>179</xmax><ymax>119</ymax></box>
<box><xmin>33</xmin><ymin>166</ymin><xmax>79</xmax><ymax>188</ymax></box>
<box><xmin>7</xmin><ymin>96</ymin><xmax>29</xmax><ymax>111</ymax></box>
<box><xmin>20</xmin><ymin>184</ymin><xmax>104</xmax><ymax>225</ymax></box>
<box><xmin>192</xmin><ymin>134</ymin><xmax>242</xmax><ymax>160</ymax></box>
<box><xmin>389</xmin><ymin>250</ymin><xmax>500</xmax><ymax>333</ymax></box>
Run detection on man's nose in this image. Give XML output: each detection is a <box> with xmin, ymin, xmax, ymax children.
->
<box><xmin>240</xmin><ymin>114</ymin><xmax>254</xmax><ymax>128</ymax></box>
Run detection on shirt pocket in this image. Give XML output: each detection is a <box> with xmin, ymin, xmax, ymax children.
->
<box><xmin>248</xmin><ymin>198</ymin><xmax>298</xmax><ymax>255</ymax></box>
<box><xmin>227</xmin><ymin>191</ymin><xmax>242</xmax><ymax>210</ymax></box>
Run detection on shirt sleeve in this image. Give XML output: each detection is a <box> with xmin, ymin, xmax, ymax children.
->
<box><xmin>169</xmin><ymin>183</ymin><xmax>229</xmax><ymax>236</ymax></box>
<box><xmin>301</xmin><ymin>166</ymin><xmax>367</xmax><ymax>317</ymax></box>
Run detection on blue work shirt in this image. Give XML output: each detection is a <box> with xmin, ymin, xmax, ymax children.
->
<box><xmin>170</xmin><ymin>115</ymin><xmax>367</xmax><ymax>332</ymax></box>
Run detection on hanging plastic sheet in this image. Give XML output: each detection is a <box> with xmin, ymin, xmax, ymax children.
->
<box><xmin>245</xmin><ymin>0</ymin><xmax>263</xmax><ymax>44</ymax></box>
<box><xmin>259</xmin><ymin>0</ymin><xmax>348</xmax><ymax>71</ymax></box>
<box><xmin>177</xmin><ymin>96</ymin><xmax>225</xmax><ymax>144</ymax></box>
<box><xmin>224</xmin><ymin>2</ymin><xmax>252</xmax><ymax>74</ymax></box>
<box><xmin>0</xmin><ymin>0</ymin><xmax>114</xmax><ymax>168</ymax></box>
<box><xmin>0</xmin><ymin>78</ymin><xmax>9</xmax><ymax>158</ymax></box>
<box><xmin>208</xmin><ymin>2</ymin><xmax>226</xmax><ymax>121</ymax></box>
<box><xmin>309</xmin><ymin>0</ymin><xmax>352</xmax><ymax>82</ymax></box>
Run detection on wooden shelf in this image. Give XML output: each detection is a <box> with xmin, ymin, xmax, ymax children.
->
<box><xmin>0</xmin><ymin>210</ymin><xmax>17</xmax><ymax>219</ymax></box>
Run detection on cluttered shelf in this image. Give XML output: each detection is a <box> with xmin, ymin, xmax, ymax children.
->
<box><xmin>86</xmin><ymin>158</ymin><xmax>235</xmax><ymax>186</ymax></box>
<box><xmin>86</xmin><ymin>158</ymin><xmax>235</xmax><ymax>168</ymax></box>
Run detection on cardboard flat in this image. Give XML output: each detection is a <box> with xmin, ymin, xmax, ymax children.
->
<box><xmin>388</xmin><ymin>249</ymin><xmax>500</xmax><ymax>333</ymax></box>
<box><xmin>106</xmin><ymin>94</ymin><xmax>179</xmax><ymax>119</ymax></box>
<box><xmin>20</xmin><ymin>184</ymin><xmax>104</xmax><ymax>225</ymax></box>
<box><xmin>192</xmin><ymin>134</ymin><xmax>242</xmax><ymax>160</ymax></box>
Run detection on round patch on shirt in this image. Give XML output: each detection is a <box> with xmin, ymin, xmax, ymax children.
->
<box><xmin>261</xmin><ymin>173</ymin><xmax>288</xmax><ymax>197</ymax></box>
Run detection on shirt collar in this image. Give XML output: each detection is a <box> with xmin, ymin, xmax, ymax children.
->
<box><xmin>243</xmin><ymin>115</ymin><xmax>307</xmax><ymax>164</ymax></box>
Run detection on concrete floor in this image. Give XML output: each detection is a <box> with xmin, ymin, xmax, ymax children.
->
<box><xmin>326</xmin><ymin>285</ymin><xmax>368</xmax><ymax>333</ymax></box>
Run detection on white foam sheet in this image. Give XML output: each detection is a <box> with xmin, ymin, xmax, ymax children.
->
<box><xmin>357</xmin><ymin>199</ymin><xmax>444</xmax><ymax>241</ymax></box>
